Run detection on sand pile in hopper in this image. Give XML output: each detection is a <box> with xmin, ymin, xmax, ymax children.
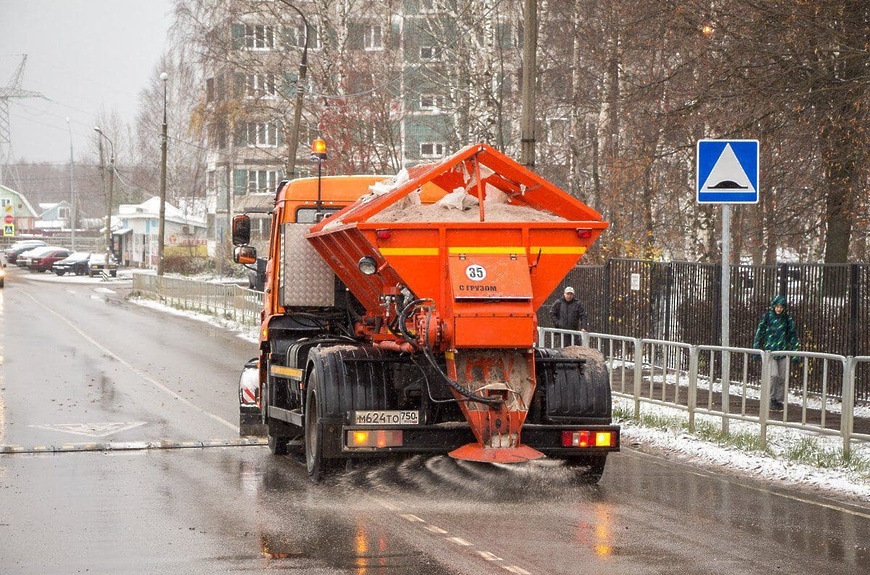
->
<box><xmin>369</xmin><ymin>194</ymin><xmax>568</xmax><ymax>223</ymax></box>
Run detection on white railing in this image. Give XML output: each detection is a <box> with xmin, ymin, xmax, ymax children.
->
<box><xmin>539</xmin><ymin>328</ymin><xmax>867</xmax><ymax>456</ymax></box>
<box><xmin>132</xmin><ymin>273</ymin><xmax>261</xmax><ymax>328</ymax></box>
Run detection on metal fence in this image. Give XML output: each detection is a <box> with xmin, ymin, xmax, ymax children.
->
<box><xmin>540</xmin><ymin>328</ymin><xmax>868</xmax><ymax>457</ymax></box>
<box><xmin>543</xmin><ymin>259</ymin><xmax>870</xmax><ymax>400</ymax></box>
<box><xmin>132</xmin><ymin>273</ymin><xmax>261</xmax><ymax>328</ymax></box>
<box><xmin>130</xmin><ymin>273</ymin><xmax>866</xmax><ymax>455</ymax></box>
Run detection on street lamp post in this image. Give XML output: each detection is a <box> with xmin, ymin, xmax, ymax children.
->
<box><xmin>94</xmin><ymin>127</ymin><xmax>115</xmax><ymax>259</ymax></box>
<box><xmin>157</xmin><ymin>72</ymin><xmax>169</xmax><ymax>276</ymax></box>
<box><xmin>311</xmin><ymin>137</ymin><xmax>327</xmax><ymax>219</ymax></box>
<box><xmin>278</xmin><ymin>0</ymin><xmax>309</xmax><ymax>179</ymax></box>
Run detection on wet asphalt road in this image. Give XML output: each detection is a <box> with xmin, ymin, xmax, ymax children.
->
<box><xmin>1</xmin><ymin>267</ymin><xmax>869</xmax><ymax>574</ymax></box>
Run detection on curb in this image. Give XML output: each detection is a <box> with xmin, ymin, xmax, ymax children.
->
<box><xmin>0</xmin><ymin>437</ymin><xmax>267</xmax><ymax>454</ymax></box>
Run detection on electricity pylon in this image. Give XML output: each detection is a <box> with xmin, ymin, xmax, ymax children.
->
<box><xmin>0</xmin><ymin>55</ymin><xmax>45</xmax><ymax>187</ymax></box>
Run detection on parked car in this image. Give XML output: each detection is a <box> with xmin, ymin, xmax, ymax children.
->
<box><xmin>16</xmin><ymin>245</ymin><xmax>61</xmax><ymax>268</ymax></box>
<box><xmin>52</xmin><ymin>252</ymin><xmax>93</xmax><ymax>276</ymax></box>
<box><xmin>0</xmin><ymin>265</ymin><xmax>5</xmax><ymax>288</ymax></box>
<box><xmin>4</xmin><ymin>239</ymin><xmax>46</xmax><ymax>264</ymax></box>
<box><xmin>26</xmin><ymin>247</ymin><xmax>71</xmax><ymax>272</ymax></box>
<box><xmin>87</xmin><ymin>253</ymin><xmax>118</xmax><ymax>277</ymax></box>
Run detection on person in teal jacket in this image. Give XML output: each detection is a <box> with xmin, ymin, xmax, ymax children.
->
<box><xmin>753</xmin><ymin>295</ymin><xmax>800</xmax><ymax>410</ymax></box>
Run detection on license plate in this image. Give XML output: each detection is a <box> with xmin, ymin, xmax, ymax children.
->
<box><xmin>353</xmin><ymin>410</ymin><xmax>420</xmax><ymax>425</ymax></box>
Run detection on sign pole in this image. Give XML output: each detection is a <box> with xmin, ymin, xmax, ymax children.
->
<box><xmin>721</xmin><ymin>204</ymin><xmax>731</xmax><ymax>432</ymax></box>
<box><xmin>697</xmin><ymin>139</ymin><xmax>759</xmax><ymax>433</ymax></box>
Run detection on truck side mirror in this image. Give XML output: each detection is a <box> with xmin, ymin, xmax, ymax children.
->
<box><xmin>232</xmin><ymin>214</ymin><xmax>251</xmax><ymax>246</ymax></box>
<box><xmin>234</xmin><ymin>245</ymin><xmax>258</xmax><ymax>265</ymax></box>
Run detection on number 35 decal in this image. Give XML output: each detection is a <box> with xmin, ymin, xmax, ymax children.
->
<box><xmin>465</xmin><ymin>264</ymin><xmax>487</xmax><ymax>281</ymax></box>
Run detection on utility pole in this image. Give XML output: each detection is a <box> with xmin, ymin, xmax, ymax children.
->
<box><xmin>278</xmin><ymin>0</ymin><xmax>309</xmax><ymax>179</ymax></box>
<box><xmin>520</xmin><ymin>0</ymin><xmax>538</xmax><ymax>169</ymax></box>
<box><xmin>66</xmin><ymin>118</ymin><xmax>75</xmax><ymax>250</ymax></box>
<box><xmin>94</xmin><ymin>127</ymin><xmax>115</xmax><ymax>259</ymax></box>
<box><xmin>157</xmin><ymin>72</ymin><xmax>169</xmax><ymax>276</ymax></box>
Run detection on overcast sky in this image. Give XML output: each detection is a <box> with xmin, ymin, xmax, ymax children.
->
<box><xmin>0</xmin><ymin>0</ymin><xmax>173</xmax><ymax>164</ymax></box>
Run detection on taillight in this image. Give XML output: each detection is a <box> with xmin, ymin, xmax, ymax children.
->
<box><xmin>376</xmin><ymin>229</ymin><xmax>392</xmax><ymax>240</ymax></box>
<box><xmin>576</xmin><ymin>229</ymin><xmax>593</xmax><ymax>239</ymax></box>
<box><xmin>562</xmin><ymin>430</ymin><xmax>614</xmax><ymax>448</ymax></box>
<box><xmin>347</xmin><ymin>430</ymin><xmax>403</xmax><ymax>448</ymax></box>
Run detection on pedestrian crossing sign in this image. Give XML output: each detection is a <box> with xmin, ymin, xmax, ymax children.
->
<box><xmin>3</xmin><ymin>223</ymin><xmax>13</xmax><ymax>237</ymax></box>
<box><xmin>696</xmin><ymin>139</ymin><xmax>759</xmax><ymax>204</ymax></box>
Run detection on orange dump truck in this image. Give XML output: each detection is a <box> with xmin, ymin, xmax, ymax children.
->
<box><xmin>233</xmin><ymin>143</ymin><xmax>619</xmax><ymax>482</ymax></box>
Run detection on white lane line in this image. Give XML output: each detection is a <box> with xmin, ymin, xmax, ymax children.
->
<box><xmin>446</xmin><ymin>536</ymin><xmax>473</xmax><ymax>546</ymax></box>
<box><xmin>377</xmin><ymin>501</ymin><xmax>402</xmax><ymax>512</ymax></box>
<box><xmin>369</xmin><ymin>496</ymin><xmax>534</xmax><ymax>574</ymax></box>
<box><xmin>22</xmin><ymin>290</ymin><xmax>238</xmax><ymax>432</ymax></box>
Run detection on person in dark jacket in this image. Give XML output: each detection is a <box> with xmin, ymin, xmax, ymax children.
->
<box><xmin>550</xmin><ymin>286</ymin><xmax>588</xmax><ymax>332</ymax></box>
<box><xmin>753</xmin><ymin>295</ymin><xmax>800</xmax><ymax>411</ymax></box>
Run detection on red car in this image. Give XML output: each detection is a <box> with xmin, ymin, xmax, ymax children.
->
<box><xmin>26</xmin><ymin>247</ymin><xmax>71</xmax><ymax>273</ymax></box>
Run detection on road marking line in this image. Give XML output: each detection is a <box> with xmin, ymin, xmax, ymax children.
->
<box><xmin>376</xmin><ymin>501</ymin><xmax>402</xmax><ymax>512</ymax></box>
<box><xmin>28</xmin><ymin>422</ymin><xmax>146</xmax><ymax>438</ymax></box>
<box><xmin>422</xmin><ymin>524</ymin><xmax>448</xmax><ymax>534</ymax></box>
<box><xmin>478</xmin><ymin>551</ymin><xmax>502</xmax><ymax>561</ymax></box>
<box><xmin>21</xmin><ymin>290</ymin><xmax>239</xmax><ymax>433</ymax></box>
<box><xmin>446</xmin><ymin>536</ymin><xmax>473</xmax><ymax>546</ymax></box>
<box><xmin>400</xmin><ymin>514</ymin><xmax>425</xmax><ymax>523</ymax></box>
<box><xmin>502</xmin><ymin>566</ymin><xmax>532</xmax><ymax>575</ymax></box>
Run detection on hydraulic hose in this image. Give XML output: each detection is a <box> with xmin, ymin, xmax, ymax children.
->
<box><xmin>422</xmin><ymin>310</ymin><xmax>503</xmax><ymax>406</ymax></box>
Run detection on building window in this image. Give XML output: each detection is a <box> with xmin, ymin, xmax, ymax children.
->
<box><xmin>247</xmin><ymin>122</ymin><xmax>280</xmax><ymax>147</ymax></box>
<box><xmin>246</xmin><ymin>73</ymin><xmax>277</xmax><ymax>98</ymax></box>
<box><xmin>420</xmin><ymin>142</ymin><xmax>445</xmax><ymax>157</ymax></box>
<box><xmin>420</xmin><ymin>94</ymin><xmax>445</xmax><ymax>111</ymax></box>
<box><xmin>364</xmin><ymin>24</ymin><xmax>383</xmax><ymax>51</ymax></box>
<box><xmin>245</xmin><ymin>24</ymin><xmax>276</xmax><ymax>50</ymax></box>
<box><xmin>420</xmin><ymin>46</ymin><xmax>442</xmax><ymax>61</ymax></box>
<box><xmin>58</xmin><ymin>206</ymin><xmax>70</xmax><ymax>220</ymax></box>
<box><xmin>1</xmin><ymin>198</ymin><xmax>10</xmax><ymax>207</ymax></box>
<box><xmin>247</xmin><ymin>170</ymin><xmax>280</xmax><ymax>194</ymax></box>
<box><xmin>288</xmin><ymin>22</ymin><xmax>321</xmax><ymax>50</ymax></box>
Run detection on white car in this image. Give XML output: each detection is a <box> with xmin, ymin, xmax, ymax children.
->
<box><xmin>87</xmin><ymin>253</ymin><xmax>119</xmax><ymax>277</ymax></box>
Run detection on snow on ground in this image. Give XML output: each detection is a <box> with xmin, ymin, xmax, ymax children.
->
<box><xmin>126</xmin><ymin>292</ymin><xmax>870</xmax><ymax>506</ymax></box>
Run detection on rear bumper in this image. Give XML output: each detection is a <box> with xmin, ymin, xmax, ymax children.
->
<box><xmin>330</xmin><ymin>422</ymin><xmax>620</xmax><ymax>458</ymax></box>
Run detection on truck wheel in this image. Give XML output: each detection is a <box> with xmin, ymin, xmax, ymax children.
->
<box><xmin>535</xmin><ymin>346</ymin><xmax>612</xmax><ymax>422</ymax></box>
<box><xmin>304</xmin><ymin>371</ymin><xmax>337</xmax><ymax>482</ymax></box>
<box><xmin>565</xmin><ymin>455</ymin><xmax>607</xmax><ymax>484</ymax></box>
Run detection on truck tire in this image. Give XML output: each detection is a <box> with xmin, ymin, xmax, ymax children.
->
<box><xmin>304</xmin><ymin>369</ymin><xmax>338</xmax><ymax>481</ymax></box>
<box><xmin>535</xmin><ymin>346</ymin><xmax>612</xmax><ymax>422</ymax></box>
